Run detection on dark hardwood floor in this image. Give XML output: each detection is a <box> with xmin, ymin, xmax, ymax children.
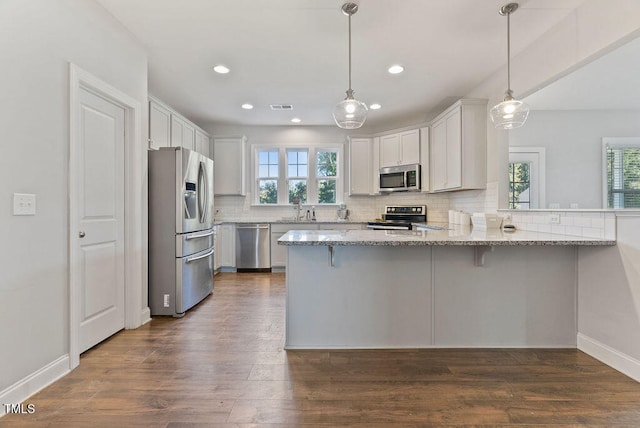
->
<box><xmin>3</xmin><ymin>272</ymin><xmax>640</xmax><ymax>427</ymax></box>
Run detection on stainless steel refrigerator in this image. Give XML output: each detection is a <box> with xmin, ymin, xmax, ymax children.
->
<box><xmin>148</xmin><ymin>147</ymin><xmax>214</xmax><ymax>317</ymax></box>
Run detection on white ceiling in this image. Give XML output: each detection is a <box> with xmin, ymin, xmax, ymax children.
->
<box><xmin>96</xmin><ymin>0</ymin><xmax>587</xmax><ymax>130</ymax></box>
<box><xmin>524</xmin><ymin>35</ymin><xmax>640</xmax><ymax>111</ymax></box>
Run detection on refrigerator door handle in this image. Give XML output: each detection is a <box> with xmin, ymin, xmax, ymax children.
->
<box><xmin>185</xmin><ymin>230</ymin><xmax>215</xmax><ymax>240</ymax></box>
<box><xmin>198</xmin><ymin>160</ymin><xmax>208</xmax><ymax>224</ymax></box>
<box><xmin>185</xmin><ymin>247</ymin><xmax>214</xmax><ymax>263</ymax></box>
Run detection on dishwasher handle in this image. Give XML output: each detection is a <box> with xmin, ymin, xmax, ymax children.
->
<box><xmin>236</xmin><ymin>224</ymin><xmax>270</xmax><ymax>229</ymax></box>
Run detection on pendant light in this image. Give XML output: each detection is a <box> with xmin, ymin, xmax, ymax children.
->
<box><xmin>333</xmin><ymin>2</ymin><xmax>368</xmax><ymax>129</ymax></box>
<box><xmin>490</xmin><ymin>3</ymin><xmax>529</xmax><ymax>129</ymax></box>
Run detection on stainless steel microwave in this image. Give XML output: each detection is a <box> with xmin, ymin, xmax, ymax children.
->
<box><xmin>379</xmin><ymin>164</ymin><xmax>421</xmax><ymax>192</ymax></box>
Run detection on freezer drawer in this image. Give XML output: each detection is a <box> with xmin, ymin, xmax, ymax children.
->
<box><xmin>236</xmin><ymin>224</ymin><xmax>271</xmax><ymax>271</ymax></box>
<box><xmin>176</xmin><ymin>228</ymin><xmax>215</xmax><ymax>257</ymax></box>
<box><xmin>176</xmin><ymin>246</ymin><xmax>214</xmax><ymax>315</ymax></box>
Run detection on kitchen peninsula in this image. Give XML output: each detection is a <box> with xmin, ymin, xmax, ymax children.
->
<box><xmin>278</xmin><ymin>228</ymin><xmax>615</xmax><ymax>350</ymax></box>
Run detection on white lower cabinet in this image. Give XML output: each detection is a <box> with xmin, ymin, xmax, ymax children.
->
<box><xmin>270</xmin><ymin>224</ymin><xmax>314</xmax><ymax>269</ymax></box>
<box><xmin>213</xmin><ymin>225</ymin><xmax>220</xmax><ymax>273</ymax></box>
<box><xmin>271</xmin><ymin>223</ymin><xmax>365</xmax><ymax>269</ymax></box>
<box><xmin>217</xmin><ymin>223</ymin><xmax>236</xmax><ymax>270</ymax></box>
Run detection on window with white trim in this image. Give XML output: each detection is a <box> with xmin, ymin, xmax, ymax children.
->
<box><xmin>603</xmin><ymin>138</ymin><xmax>640</xmax><ymax>209</ymax></box>
<box><xmin>254</xmin><ymin>145</ymin><xmax>343</xmax><ymax>205</ymax></box>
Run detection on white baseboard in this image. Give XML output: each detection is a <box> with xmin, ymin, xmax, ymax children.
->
<box><xmin>139</xmin><ymin>307</ymin><xmax>151</xmax><ymax>326</ymax></box>
<box><xmin>0</xmin><ymin>354</ymin><xmax>70</xmax><ymax>417</ymax></box>
<box><xmin>578</xmin><ymin>333</ymin><xmax>640</xmax><ymax>382</ymax></box>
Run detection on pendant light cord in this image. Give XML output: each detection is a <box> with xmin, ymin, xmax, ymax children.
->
<box><xmin>506</xmin><ymin>9</ymin><xmax>511</xmax><ymax>93</ymax></box>
<box><xmin>348</xmin><ymin>12</ymin><xmax>352</xmax><ymax>92</ymax></box>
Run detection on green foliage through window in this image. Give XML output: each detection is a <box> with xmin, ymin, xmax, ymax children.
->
<box><xmin>607</xmin><ymin>146</ymin><xmax>640</xmax><ymax>208</ymax></box>
<box><xmin>509</xmin><ymin>162</ymin><xmax>530</xmax><ymax>209</ymax></box>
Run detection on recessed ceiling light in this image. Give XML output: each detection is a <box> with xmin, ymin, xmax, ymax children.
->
<box><xmin>369</xmin><ymin>103</ymin><xmax>381</xmax><ymax>110</ymax></box>
<box><xmin>241</xmin><ymin>103</ymin><xmax>254</xmax><ymax>110</ymax></box>
<box><xmin>213</xmin><ymin>64</ymin><xmax>230</xmax><ymax>74</ymax></box>
<box><xmin>388</xmin><ymin>64</ymin><xmax>404</xmax><ymax>74</ymax></box>
<box><xmin>291</xmin><ymin>118</ymin><xmax>301</xmax><ymax>123</ymax></box>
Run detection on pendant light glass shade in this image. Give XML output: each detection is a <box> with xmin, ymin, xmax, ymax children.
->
<box><xmin>490</xmin><ymin>90</ymin><xmax>529</xmax><ymax>129</ymax></box>
<box><xmin>333</xmin><ymin>89</ymin><xmax>368</xmax><ymax>129</ymax></box>
<box><xmin>333</xmin><ymin>2</ymin><xmax>367</xmax><ymax>129</ymax></box>
<box><xmin>491</xmin><ymin>3</ymin><xmax>529</xmax><ymax>130</ymax></box>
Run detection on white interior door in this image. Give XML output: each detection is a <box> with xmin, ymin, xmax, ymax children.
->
<box><xmin>76</xmin><ymin>87</ymin><xmax>125</xmax><ymax>353</ymax></box>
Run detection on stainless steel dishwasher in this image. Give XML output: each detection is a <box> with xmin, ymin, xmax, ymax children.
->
<box><xmin>235</xmin><ymin>223</ymin><xmax>271</xmax><ymax>272</ymax></box>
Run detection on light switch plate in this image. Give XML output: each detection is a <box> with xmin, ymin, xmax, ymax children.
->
<box><xmin>13</xmin><ymin>193</ymin><xmax>36</xmax><ymax>216</ymax></box>
<box><xmin>548</xmin><ymin>213</ymin><xmax>560</xmax><ymax>224</ymax></box>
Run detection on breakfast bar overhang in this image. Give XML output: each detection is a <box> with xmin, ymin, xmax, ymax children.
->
<box><xmin>278</xmin><ymin>228</ymin><xmax>615</xmax><ymax>350</ymax></box>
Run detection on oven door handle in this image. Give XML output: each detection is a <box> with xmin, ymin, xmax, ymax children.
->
<box><xmin>367</xmin><ymin>224</ymin><xmax>411</xmax><ymax>230</ymax></box>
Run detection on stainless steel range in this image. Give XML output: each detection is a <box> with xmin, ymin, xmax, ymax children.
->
<box><xmin>367</xmin><ymin>205</ymin><xmax>426</xmax><ymax>230</ymax></box>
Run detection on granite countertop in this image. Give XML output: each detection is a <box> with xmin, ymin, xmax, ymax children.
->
<box><xmin>216</xmin><ymin>219</ymin><xmax>367</xmax><ymax>224</ymax></box>
<box><xmin>277</xmin><ymin>227</ymin><xmax>616</xmax><ymax>246</ymax></box>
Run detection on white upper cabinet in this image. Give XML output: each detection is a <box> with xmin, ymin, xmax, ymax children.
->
<box><xmin>171</xmin><ymin>115</ymin><xmax>195</xmax><ymax>151</ymax></box>
<box><xmin>419</xmin><ymin>127</ymin><xmax>430</xmax><ymax>193</ymax></box>
<box><xmin>214</xmin><ymin>137</ymin><xmax>247</xmax><ymax>196</ymax></box>
<box><xmin>195</xmin><ymin>129</ymin><xmax>211</xmax><ymax>158</ymax></box>
<box><xmin>349</xmin><ymin>137</ymin><xmax>376</xmax><ymax>195</ymax></box>
<box><xmin>429</xmin><ymin>99</ymin><xmax>487</xmax><ymax>192</ymax></box>
<box><xmin>379</xmin><ymin>129</ymin><xmax>420</xmax><ymax>167</ymax></box>
<box><xmin>148</xmin><ymin>96</ymin><xmax>210</xmax><ymax>156</ymax></box>
<box><xmin>148</xmin><ymin>100</ymin><xmax>171</xmax><ymax>149</ymax></box>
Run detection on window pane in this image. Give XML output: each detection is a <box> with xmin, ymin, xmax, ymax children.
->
<box><xmin>509</xmin><ymin>162</ymin><xmax>530</xmax><ymax>210</ymax></box>
<box><xmin>258</xmin><ymin>150</ymin><xmax>279</xmax><ymax>179</ymax></box>
<box><xmin>259</xmin><ymin>180</ymin><xmax>278</xmax><ymax>204</ymax></box>
<box><xmin>607</xmin><ymin>147</ymin><xmax>640</xmax><ymax>208</ymax></box>
<box><xmin>317</xmin><ymin>151</ymin><xmax>337</xmax><ymax>177</ymax></box>
<box><xmin>288</xmin><ymin>180</ymin><xmax>307</xmax><ymax>204</ymax></box>
<box><xmin>318</xmin><ymin>179</ymin><xmax>336</xmax><ymax>204</ymax></box>
<box><xmin>287</xmin><ymin>150</ymin><xmax>308</xmax><ymax>178</ymax></box>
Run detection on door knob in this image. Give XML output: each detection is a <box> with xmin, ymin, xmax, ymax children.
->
<box><xmin>79</xmin><ymin>231</ymin><xmax>86</xmax><ymax>238</ymax></box>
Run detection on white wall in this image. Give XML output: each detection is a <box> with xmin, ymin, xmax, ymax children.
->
<box><xmin>0</xmin><ymin>0</ymin><xmax>147</xmax><ymax>399</ymax></box>
<box><xmin>509</xmin><ymin>110</ymin><xmax>640</xmax><ymax>209</ymax></box>
<box><xmin>578</xmin><ymin>213</ymin><xmax>640</xmax><ymax>381</ymax></box>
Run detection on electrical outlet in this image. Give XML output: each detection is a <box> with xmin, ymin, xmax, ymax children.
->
<box><xmin>163</xmin><ymin>294</ymin><xmax>170</xmax><ymax>308</ymax></box>
<box><xmin>13</xmin><ymin>193</ymin><xmax>36</xmax><ymax>216</ymax></box>
<box><xmin>549</xmin><ymin>214</ymin><xmax>561</xmax><ymax>224</ymax></box>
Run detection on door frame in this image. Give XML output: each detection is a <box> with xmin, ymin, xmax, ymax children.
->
<box><xmin>69</xmin><ymin>63</ymin><xmax>145</xmax><ymax>369</ymax></box>
<box><xmin>508</xmin><ymin>146</ymin><xmax>546</xmax><ymax>209</ymax></box>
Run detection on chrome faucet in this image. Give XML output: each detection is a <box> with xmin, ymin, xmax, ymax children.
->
<box><xmin>293</xmin><ymin>198</ymin><xmax>302</xmax><ymax>221</ymax></box>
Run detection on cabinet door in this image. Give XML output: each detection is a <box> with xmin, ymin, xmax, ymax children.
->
<box><xmin>419</xmin><ymin>127</ymin><xmax>430</xmax><ymax>192</ymax></box>
<box><xmin>195</xmin><ymin>130</ymin><xmax>211</xmax><ymax>158</ymax></box>
<box><xmin>270</xmin><ymin>232</ymin><xmax>286</xmax><ymax>268</ymax></box>
<box><xmin>171</xmin><ymin>116</ymin><xmax>195</xmax><ymax>150</ymax></box>
<box><xmin>213</xmin><ymin>225</ymin><xmax>220</xmax><ymax>271</ymax></box>
<box><xmin>431</xmin><ymin>119</ymin><xmax>447</xmax><ymax>191</ymax></box>
<box><xmin>349</xmin><ymin>138</ymin><xmax>373</xmax><ymax>195</ymax></box>
<box><xmin>399</xmin><ymin>130</ymin><xmax>420</xmax><ymax>165</ymax></box>
<box><xmin>445</xmin><ymin>109</ymin><xmax>462</xmax><ymax>189</ymax></box>
<box><xmin>182</xmin><ymin>121</ymin><xmax>195</xmax><ymax>151</ymax></box>
<box><xmin>214</xmin><ymin>137</ymin><xmax>246</xmax><ymax>195</ymax></box>
<box><xmin>218</xmin><ymin>224</ymin><xmax>236</xmax><ymax>268</ymax></box>
<box><xmin>379</xmin><ymin>134</ymin><xmax>400</xmax><ymax>167</ymax></box>
<box><xmin>170</xmin><ymin>116</ymin><xmax>183</xmax><ymax>148</ymax></box>
<box><xmin>149</xmin><ymin>101</ymin><xmax>171</xmax><ymax>149</ymax></box>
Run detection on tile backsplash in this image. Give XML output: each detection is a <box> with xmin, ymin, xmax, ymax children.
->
<box><xmin>501</xmin><ymin>210</ymin><xmax>616</xmax><ymax>240</ymax></box>
<box><xmin>214</xmin><ymin>191</ymin><xmax>451</xmax><ymax>223</ymax></box>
